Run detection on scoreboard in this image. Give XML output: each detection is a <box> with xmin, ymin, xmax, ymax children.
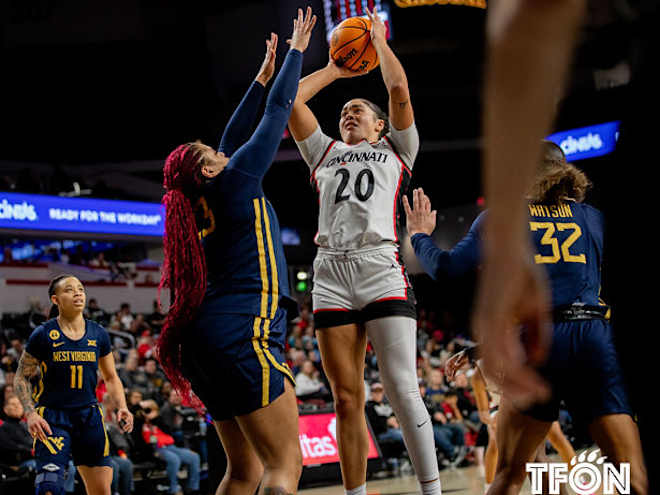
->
<box><xmin>322</xmin><ymin>0</ymin><xmax>393</xmax><ymax>41</ymax></box>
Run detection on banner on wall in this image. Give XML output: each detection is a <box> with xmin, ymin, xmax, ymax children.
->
<box><xmin>546</xmin><ymin>121</ymin><xmax>620</xmax><ymax>162</ymax></box>
<box><xmin>0</xmin><ymin>192</ymin><xmax>164</xmax><ymax>237</ymax></box>
<box><xmin>299</xmin><ymin>412</ymin><xmax>380</xmax><ymax>466</ymax></box>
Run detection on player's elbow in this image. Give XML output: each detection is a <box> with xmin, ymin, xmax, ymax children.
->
<box><xmin>388</xmin><ymin>83</ymin><xmax>410</xmax><ymax>102</ymax></box>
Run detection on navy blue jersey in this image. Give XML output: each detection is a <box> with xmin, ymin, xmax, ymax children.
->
<box><xmin>411</xmin><ymin>201</ymin><xmax>604</xmax><ymax>307</ymax></box>
<box><xmin>193</xmin><ymin>49</ymin><xmax>302</xmax><ymax>318</ymax></box>
<box><xmin>25</xmin><ymin>319</ymin><xmax>111</xmax><ymax>409</ymax></box>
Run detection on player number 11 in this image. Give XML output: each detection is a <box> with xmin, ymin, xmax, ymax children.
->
<box><xmin>70</xmin><ymin>365</ymin><xmax>83</xmax><ymax>389</ymax></box>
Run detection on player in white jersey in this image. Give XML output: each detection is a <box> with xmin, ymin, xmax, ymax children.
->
<box><xmin>288</xmin><ymin>8</ymin><xmax>441</xmax><ymax>495</ymax></box>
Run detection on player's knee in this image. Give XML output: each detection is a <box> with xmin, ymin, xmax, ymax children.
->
<box><xmin>35</xmin><ymin>466</ymin><xmax>67</xmax><ymax>495</ymax></box>
<box><xmin>226</xmin><ymin>461</ymin><xmax>263</xmax><ymax>489</ymax></box>
<box><xmin>332</xmin><ymin>385</ymin><xmax>364</xmax><ymax>418</ymax></box>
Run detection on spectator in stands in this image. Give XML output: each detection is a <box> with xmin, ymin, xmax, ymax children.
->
<box><xmin>131</xmin><ymin>315</ymin><xmax>152</xmax><ymax>337</ymax></box>
<box><xmin>118</xmin><ymin>303</ymin><xmax>134</xmax><ymax>332</ymax></box>
<box><xmin>105</xmin><ymin>404</ymin><xmax>135</xmax><ymax>495</ymax></box>
<box><xmin>160</xmin><ymin>389</ymin><xmax>185</xmax><ymax>445</ymax></box>
<box><xmin>120</xmin><ymin>357</ymin><xmax>151</xmax><ymax>395</ymax></box>
<box><xmin>422</xmin><ymin>384</ymin><xmax>466</xmax><ymax>467</ymax></box>
<box><xmin>289</xmin><ymin>348</ymin><xmax>307</xmax><ymax>376</ymax></box>
<box><xmin>146</xmin><ymin>300</ymin><xmax>166</xmax><ymax>334</ymax></box>
<box><xmin>425</xmin><ymin>368</ymin><xmax>448</xmax><ymax>407</ymax></box>
<box><xmin>425</xmin><ymin>331</ymin><xmax>445</xmax><ymax>368</ymax></box>
<box><xmin>89</xmin><ymin>251</ymin><xmax>109</xmax><ymax>269</ymax></box>
<box><xmin>295</xmin><ymin>360</ymin><xmax>329</xmax><ymax>401</ymax></box>
<box><xmin>2</xmin><ymin>383</ymin><xmax>15</xmax><ymax>407</ymax></box>
<box><xmin>136</xmin><ymin>331</ymin><xmax>156</xmax><ymax>361</ymax></box>
<box><xmin>7</xmin><ymin>336</ymin><xmax>23</xmax><ymax>361</ymax></box>
<box><xmin>365</xmin><ymin>382</ymin><xmax>406</xmax><ymax>471</ymax></box>
<box><xmin>144</xmin><ymin>358</ymin><xmax>166</xmax><ymax>395</ymax></box>
<box><xmin>85</xmin><ymin>298</ymin><xmax>107</xmax><ymax>325</ymax></box>
<box><xmin>0</xmin><ymin>367</ymin><xmax>5</xmax><ymax>388</ymax></box>
<box><xmin>0</xmin><ymin>395</ymin><xmax>36</xmax><ymax>471</ymax></box>
<box><xmin>127</xmin><ymin>389</ymin><xmax>144</xmax><ymax>414</ymax></box>
<box><xmin>451</xmin><ymin>373</ymin><xmax>480</xmax><ymax>427</ymax></box>
<box><xmin>157</xmin><ymin>381</ymin><xmax>173</xmax><ymax>408</ymax></box>
<box><xmin>140</xmin><ymin>399</ymin><xmax>200</xmax><ymax>495</ymax></box>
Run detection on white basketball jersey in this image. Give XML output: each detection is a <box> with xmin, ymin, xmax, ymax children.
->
<box><xmin>296</xmin><ymin>123</ymin><xmax>419</xmax><ymax>250</ymax></box>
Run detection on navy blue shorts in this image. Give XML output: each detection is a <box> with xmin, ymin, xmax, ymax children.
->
<box><xmin>524</xmin><ymin>318</ymin><xmax>633</xmax><ymax>425</ymax></box>
<box><xmin>182</xmin><ymin>308</ymin><xmax>295</xmax><ymax>421</ymax></box>
<box><xmin>34</xmin><ymin>404</ymin><xmax>112</xmax><ymax>470</ymax></box>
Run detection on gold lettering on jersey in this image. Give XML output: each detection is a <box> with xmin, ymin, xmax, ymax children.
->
<box><xmin>528</xmin><ymin>203</ymin><xmax>573</xmax><ymax>218</ymax></box>
<box><xmin>87</xmin><ymin>339</ymin><xmax>97</xmax><ymax>347</ymax></box>
<box><xmin>394</xmin><ymin>0</ymin><xmax>486</xmax><ymax>9</ymax></box>
<box><xmin>52</xmin><ymin>351</ymin><xmax>96</xmax><ymax>362</ymax></box>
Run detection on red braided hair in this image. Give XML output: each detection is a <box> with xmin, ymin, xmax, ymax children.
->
<box><xmin>157</xmin><ymin>143</ymin><xmax>206</xmax><ymax>407</ymax></box>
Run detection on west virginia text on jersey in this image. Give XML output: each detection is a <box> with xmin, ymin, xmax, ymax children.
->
<box><xmin>25</xmin><ymin>319</ymin><xmax>111</xmax><ymax>409</ymax></box>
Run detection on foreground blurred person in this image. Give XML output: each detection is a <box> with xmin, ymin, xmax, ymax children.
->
<box><xmin>157</xmin><ymin>8</ymin><xmax>317</xmax><ymax>495</ymax></box>
<box><xmin>406</xmin><ymin>142</ymin><xmax>647</xmax><ymax>494</ymax></box>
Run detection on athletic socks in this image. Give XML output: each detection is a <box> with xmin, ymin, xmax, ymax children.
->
<box><xmin>345</xmin><ymin>483</ymin><xmax>367</xmax><ymax>495</ymax></box>
<box><xmin>484</xmin><ymin>482</ymin><xmax>491</xmax><ymax>494</ymax></box>
<box><xmin>420</xmin><ymin>478</ymin><xmax>442</xmax><ymax>495</ymax></box>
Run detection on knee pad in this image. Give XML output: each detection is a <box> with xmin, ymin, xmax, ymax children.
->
<box><xmin>35</xmin><ymin>463</ymin><xmax>67</xmax><ymax>495</ymax></box>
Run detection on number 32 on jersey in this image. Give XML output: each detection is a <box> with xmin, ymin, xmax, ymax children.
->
<box><xmin>529</xmin><ymin>221</ymin><xmax>586</xmax><ymax>264</ymax></box>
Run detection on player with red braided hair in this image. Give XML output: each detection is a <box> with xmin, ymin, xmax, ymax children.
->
<box><xmin>157</xmin><ymin>8</ymin><xmax>317</xmax><ymax>495</ymax></box>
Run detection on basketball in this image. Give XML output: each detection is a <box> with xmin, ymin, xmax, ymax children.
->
<box><xmin>330</xmin><ymin>17</ymin><xmax>379</xmax><ymax>73</ymax></box>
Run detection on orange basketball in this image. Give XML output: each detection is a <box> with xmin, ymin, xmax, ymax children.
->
<box><xmin>330</xmin><ymin>17</ymin><xmax>379</xmax><ymax>73</ymax></box>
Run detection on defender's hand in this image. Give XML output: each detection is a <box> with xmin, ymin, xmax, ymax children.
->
<box><xmin>287</xmin><ymin>7</ymin><xmax>317</xmax><ymax>53</ymax></box>
<box><xmin>256</xmin><ymin>33</ymin><xmax>278</xmax><ymax>86</ymax></box>
<box><xmin>403</xmin><ymin>188</ymin><xmax>436</xmax><ymax>237</ymax></box>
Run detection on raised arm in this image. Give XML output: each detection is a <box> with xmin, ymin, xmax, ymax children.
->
<box><xmin>230</xmin><ymin>7</ymin><xmax>316</xmax><ymax>177</ymax></box>
<box><xmin>404</xmin><ymin>188</ymin><xmax>481</xmax><ymax>279</ymax></box>
<box><xmin>14</xmin><ymin>351</ymin><xmax>52</xmax><ymax>443</ymax></box>
<box><xmin>218</xmin><ymin>34</ymin><xmax>277</xmax><ymax>157</ymax></box>
<box><xmin>288</xmin><ymin>57</ymin><xmax>361</xmax><ymax>141</ymax></box>
<box><xmin>367</xmin><ymin>7</ymin><xmax>413</xmax><ymax>131</ymax></box>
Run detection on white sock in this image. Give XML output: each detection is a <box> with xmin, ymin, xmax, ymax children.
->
<box><xmin>345</xmin><ymin>483</ymin><xmax>367</xmax><ymax>495</ymax></box>
<box><xmin>366</xmin><ymin>318</ymin><xmax>441</xmax><ymax>487</ymax></box>
<box><xmin>420</xmin><ymin>478</ymin><xmax>442</xmax><ymax>495</ymax></box>
<box><xmin>484</xmin><ymin>482</ymin><xmax>491</xmax><ymax>494</ymax></box>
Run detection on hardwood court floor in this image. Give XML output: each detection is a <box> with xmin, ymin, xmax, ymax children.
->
<box><xmin>299</xmin><ymin>466</ymin><xmax>537</xmax><ymax>495</ymax></box>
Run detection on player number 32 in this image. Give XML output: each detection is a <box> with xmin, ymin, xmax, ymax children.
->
<box><xmin>529</xmin><ymin>222</ymin><xmax>586</xmax><ymax>264</ymax></box>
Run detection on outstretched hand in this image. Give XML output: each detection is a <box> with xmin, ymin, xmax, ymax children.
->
<box><xmin>256</xmin><ymin>33</ymin><xmax>278</xmax><ymax>86</ymax></box>
<box><xmin>287</xmin><ymin>6</ymin><xmax>317</xmax><ymax>53</ymax></box>
<box><xmin>403</xmin><ymin>188</ymin><xmax>436</xmax><ymax>237</ymax></box>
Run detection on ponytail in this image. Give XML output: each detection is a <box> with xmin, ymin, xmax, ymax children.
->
<box><xmin>528</xmin><ymin>141</ymin><xmax>591</xmax><ymax>203</ymax></box>
<box><xmin>156</xmin><ymin>144</ymin><xmax>207</xmax><ymax>407</ymax></box>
